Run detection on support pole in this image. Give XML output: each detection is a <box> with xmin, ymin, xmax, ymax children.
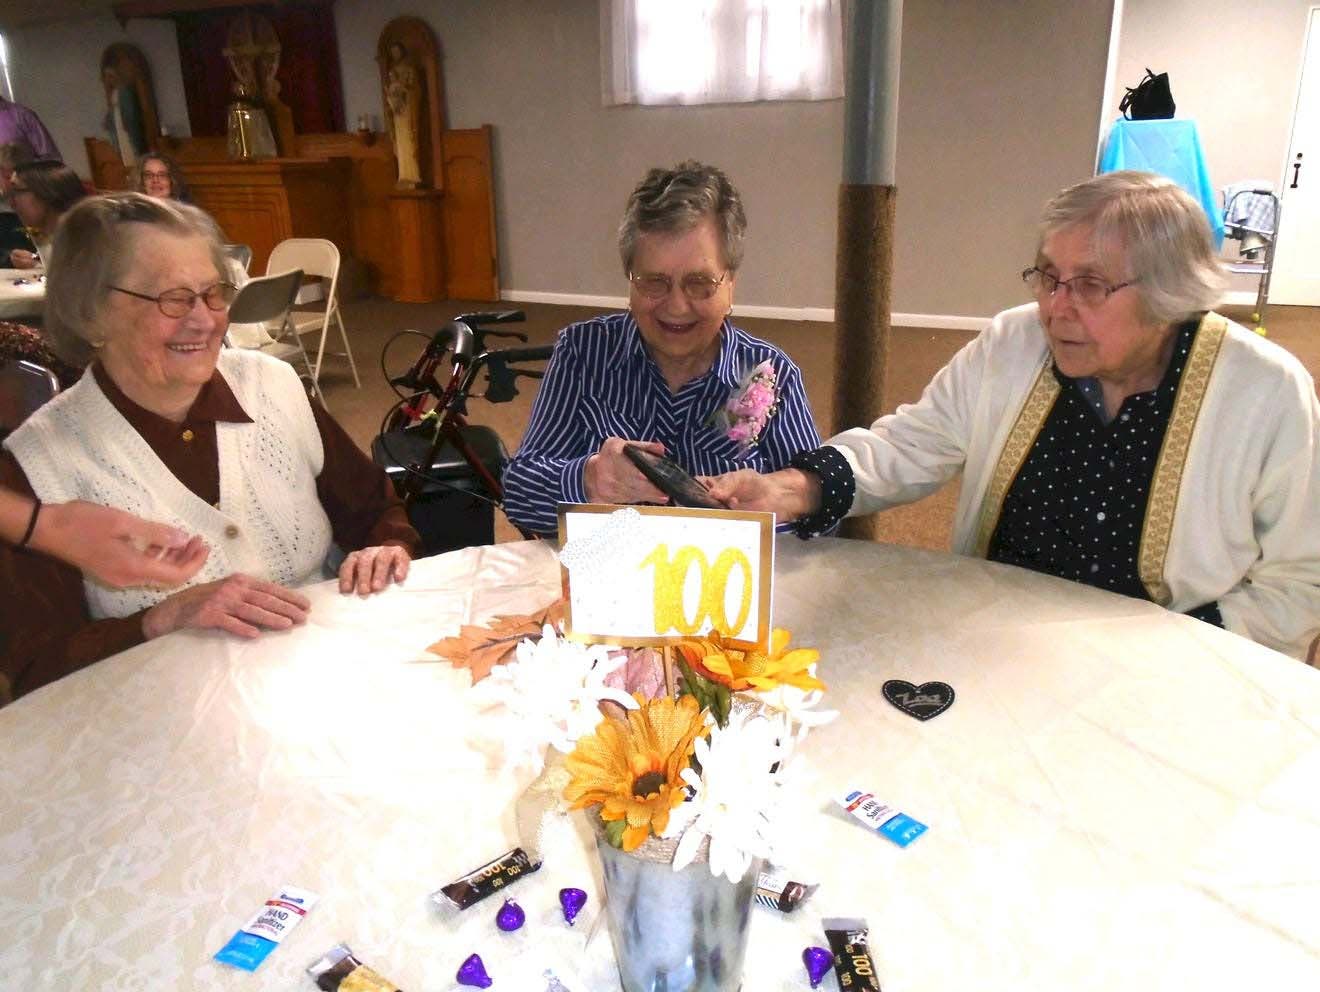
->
<box><xmin>833</xmin><ymin>0</ymin><xmax>902</xmax><ymax>540</ymax></box>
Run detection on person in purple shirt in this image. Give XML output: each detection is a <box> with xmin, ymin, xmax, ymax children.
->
<box><xmin>0</xmin><ymin>95</ymin><xmax>61</xmax><ymax>162</ymax></box>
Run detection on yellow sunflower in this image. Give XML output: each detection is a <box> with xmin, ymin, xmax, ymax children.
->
<box><xmin>676</xmin><ymin>628</ymin><xmax>824</xmax><ymax>694</ymax></box>
<box><xmin>563</xmin><ymin>693</ymin><xmax>708</xmax><ymax>851</ymax></box>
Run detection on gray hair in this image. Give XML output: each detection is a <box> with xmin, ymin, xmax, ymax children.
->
<box><xmin>45</xmin><ymin>193</ymin><xmax>226</xmax><ymax>366</ymax></box>
<box><xmin>617</xmin><ymin>161</ymin><xmax>747</xmax><ymax>276</ymax></box>
<box><xmin>1038</xmin><ymin>170</ymin><xmax>1226</xmax><ymax>326</ymax></box>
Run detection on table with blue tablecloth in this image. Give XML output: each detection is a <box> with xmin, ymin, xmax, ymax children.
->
<box><xmin>1099</xmin><ymin>118</ymin><xmax>1225</xmax><ymax>248</ymax></box>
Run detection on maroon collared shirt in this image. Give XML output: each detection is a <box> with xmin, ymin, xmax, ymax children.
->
<box><xmin>0</xmin><ymin>363</ymin><xmax>420</xmax><ymax>700</ymax></box>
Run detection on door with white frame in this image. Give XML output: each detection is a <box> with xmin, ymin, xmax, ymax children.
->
<box><xmin>1273</xmin><ymin>6</ymin><xmax>1320</xmax><ymax>305</ymax></box>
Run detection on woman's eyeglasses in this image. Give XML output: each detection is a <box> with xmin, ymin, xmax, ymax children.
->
<box><xmin>110</xmin><ymin>281</ymin><xmax>238</xmax><ymax>318</ymax></box>
<box><xmin>629</xmin><ymin>270</ymin><xmax>728</xmax><ymax>301</ymax></box>
<box><xmin>1022</xmin><ymin>267</ymin><xmax>1135</xmax><ymax>308</ymax></box>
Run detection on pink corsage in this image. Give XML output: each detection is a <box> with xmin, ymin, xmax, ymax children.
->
<box><xmin>710</xmin><ymin>359</ymin><xmax>779</xmax><ymax>450</ymax></box>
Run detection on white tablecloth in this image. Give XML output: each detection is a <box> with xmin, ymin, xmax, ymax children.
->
<box><xmin>3</xmin><ymin>539</ymin><xmax>1319</xmax><ymax>990</ymax></box>
<box><xmin>0</xmin><ymin>267</ymin><xmax>44</xmax><ymax>320</ymax></box>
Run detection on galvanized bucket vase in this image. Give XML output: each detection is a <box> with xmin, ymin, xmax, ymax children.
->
<box><xmin>594</xmin><ymin>822</ymin><xmax>761</xmax><ymax>992</ymax></box>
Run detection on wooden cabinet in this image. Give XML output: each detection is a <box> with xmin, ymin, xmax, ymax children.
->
<box><xmin>185</xmin><ymin>158</ymin><xmax>352</xmax><ymax>274</ymax></box>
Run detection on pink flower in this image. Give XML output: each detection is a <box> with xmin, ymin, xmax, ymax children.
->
<box><xmin>709</xmin><ymin>360</ymin><xmax>780</xmax><ymax>450</ymax></box>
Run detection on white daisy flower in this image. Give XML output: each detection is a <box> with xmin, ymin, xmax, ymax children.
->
<box><xmin>473</xmin><ymin>624</ymin><xmax>638</xmax><ymax>774</ymax></box>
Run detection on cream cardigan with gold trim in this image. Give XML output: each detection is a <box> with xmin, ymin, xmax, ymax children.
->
<box><xmin>828</xmin><ymin>303</ymin><xmax>1320</xmax><ymax>659</ymax></box>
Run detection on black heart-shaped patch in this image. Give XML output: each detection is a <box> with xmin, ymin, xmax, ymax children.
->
<box><xmin>882</xmin><ymin>680</ymin><xmax>955</xmax><ymax>721</ymax></box>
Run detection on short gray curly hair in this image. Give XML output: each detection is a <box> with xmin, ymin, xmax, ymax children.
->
<box><xmin>1039</xmin><ymin>171</ymin><xmax>1226</xmax><ymax>326</ymax></box>
<box><xmin>45</xmin><ymin>193</ymin><xmax>226</xmax><ymax>366</ymax></box>
<box><xmin>617</xmin><ymin>161</ymin><xmax>747</xmax><ymax>276</ymax></box>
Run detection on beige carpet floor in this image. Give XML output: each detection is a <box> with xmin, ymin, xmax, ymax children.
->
<box><xmin>314</xmin><ymin>299</ymin><xmax>1318</xmax><ymax>549</ymax></box>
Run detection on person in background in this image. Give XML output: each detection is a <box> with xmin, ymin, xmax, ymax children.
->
<box><xmin>708</xmin><ymin>171</ymin><xmax>1320</xmax><ymax>660</ymax></box>
<box><xmin>0</xmin><ymin>193</ymin><xmax>420</xmax><ymax>699</ymax></box>
<box><xmin>0</xmin><ymin>140</ymin><xmax>36</xmax><ymax>262</ymax></box>
<box><xmin>502</xmin><ymin>161</ymin><xmax>824</xmax><ymax>535</ymax></box>
<box><xmin>0</xmin><ymin>93</ymin><xmax>60</xmax><ymax>162</ymax></box>
<box><xmin>8</xmin><ymin>159</ymin><xmax>86</xmax><ymax>268</ymax></box>
<box><xmin>131</xmin><ymin>151</ymin><xmax>192</xmax><ymax>203</ymax></box>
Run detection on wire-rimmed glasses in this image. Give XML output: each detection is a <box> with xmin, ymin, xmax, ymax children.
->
<box><xmin>1022</xmin><ymin>267</ymin><xmax>1135</xmax><ymax>308</ymax></box>
<box><xmin>109</xmin><ymin>281</ymin><xmax>238</xmax><ymax>318</ymax></box>
<box><xmin>629</xmin><ymin>270</ymin><xmax>728</xmax><ymax>302</ymax></box>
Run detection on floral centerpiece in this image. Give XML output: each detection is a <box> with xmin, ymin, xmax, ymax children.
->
<box><xmin>472</xmin><ymin>614</ymin><xmax>831</xmax><ymax>992</ymax></box>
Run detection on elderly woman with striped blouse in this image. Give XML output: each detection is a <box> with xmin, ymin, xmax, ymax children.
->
<box><xmin>502</xmin><ymin>161</ymin><xmax>823</xmax><ymax>534</ymax></box>
<box><xmin>708</xmin><ymin>171</ymin><xmax>1320</xmax><ymax>660</ymax></box>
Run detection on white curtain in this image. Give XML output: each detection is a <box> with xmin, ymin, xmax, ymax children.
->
<box><xmin>602</xmin><ymin>0</ymin><xmax>844</xmax><ymax>106</ymax></box>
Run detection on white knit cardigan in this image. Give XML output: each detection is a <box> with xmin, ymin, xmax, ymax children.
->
<box><xmin>5</xmin><ymin>349</ymin><xmax>333</xmax><ymax>619</ymax></box>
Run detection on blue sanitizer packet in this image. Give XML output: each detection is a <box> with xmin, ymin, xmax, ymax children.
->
<box><xmin>214</xmin><ymin>884</ymin><xmax>320</xmax><ymax>972</ymax></box>
<box><xmin>837</xmin><ymin>789</ymin><xmax>928</xmax><ymax>847</ymax></box>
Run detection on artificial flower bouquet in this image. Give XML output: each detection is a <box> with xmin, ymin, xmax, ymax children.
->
<box><xmin>473</xmin><ymin>620</ymin><xmax>832</xmax><ymax>886</ymax></box>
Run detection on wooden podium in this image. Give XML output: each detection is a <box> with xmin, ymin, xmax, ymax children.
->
<box><xmin>387</xmin><ymin>188</ymin><xmax>446</xmax><ymax>302</ymax></box>
<box><xmin>186</xmin><ymin>158</ymin><xmax>352</xmax><ymax>273</ymax></box>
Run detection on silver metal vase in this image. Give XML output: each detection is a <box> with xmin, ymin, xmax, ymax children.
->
<box><xmin>595</xmin><ymin>825</ymin><xmax>761</xmax><ymax>992</ymax></box>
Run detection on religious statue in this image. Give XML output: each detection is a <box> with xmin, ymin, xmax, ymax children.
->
<box><xmin>98</xmin><ymin>45</ymin><xmax>158</xmax><ymax>169</ymax></box>
<box><xmin>384</xmin><ymin>42</ymin><xmax>423</xmax><ymax>188</ymax></box>
<box><xmin>222</xmin><ymin>14</ymin><xmax>281</xmax><ymax>160</ymax></box>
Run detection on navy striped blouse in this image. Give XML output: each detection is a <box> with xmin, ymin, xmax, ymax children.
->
<box><xmin>502</xmin><ymin>312</ymin><xmax>824</xmax><ymax>535</ymax></box>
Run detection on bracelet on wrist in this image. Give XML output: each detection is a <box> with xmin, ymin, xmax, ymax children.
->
<box><xmin>17</xmin><ymin>498</ymin><xmax>42</xmax><ymax>549</ymax></box>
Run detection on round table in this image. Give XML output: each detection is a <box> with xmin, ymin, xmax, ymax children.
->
<box><xmin>3</xmin><ymin>539</ymin><xmax>1319</xmax><ymax>990</ymax></box>
<box><xmin>0</xmin><ymin>267</ymin><xmax>45</xmax><ymax>320</ymax></box>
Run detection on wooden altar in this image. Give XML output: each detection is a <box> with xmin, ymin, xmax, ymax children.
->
<box><xmin>184</xmin><ymin>158</ymin><xmax>350</xmax><ymax>274</ymax></box>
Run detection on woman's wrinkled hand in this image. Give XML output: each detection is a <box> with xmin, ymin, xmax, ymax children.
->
<box><xmin>142</xmin><ymin>574</ymin><xmax>311</xmax><ymax>640</ymax></box>
<box><xmin>703</xmin><ymin>468</ymin><xmax>821</xmax><ymax>519</ymax></box>
<box><xmin>10</xmin><ymin>249</ymin><xmax>37</xmax><ymax>269</ymax></box>
<box><xmin>338</xmin><ymin>544</ymin><xmax>411</xmax><ymax>596</ymax></box>
<box><xmin>583</xmin><ymin>437</ymin><xmax>669</xmax><ymax>505</ymax></box>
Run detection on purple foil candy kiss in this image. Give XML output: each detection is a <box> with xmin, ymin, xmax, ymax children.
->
<box><xmin>559</xmin><ymin>887</ymin><xmax>587</xmax><ymax>926</ymax></box>
<box><xmin>802</xmin><ymin>946</ymin><xmax>832</xmax><ymax>988</ymax></box>
<box><xmin>457</xmin><ymin>953</ymin><xmax>493</xmax><ymax>988</ymax></box>
<box><xmin>495</xmin><ymin>899</ymin><xmax>526</xmax><ymax>932</ymax></box>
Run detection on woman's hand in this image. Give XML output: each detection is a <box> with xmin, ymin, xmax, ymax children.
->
<box><xmin>704</xmin><ymin>468</ymin><xmax>822</xmax><ymax>519</ymax></box>
<box><xmin>142</xmin><ymin>574</ymin><xmax>311</xmax><ymax>640</ymax></box>
<box><xmin>9</xmin><ymin>249</ymin><xmax>37</xmax><ymax>269</ymax></box>
<box><xmin>583</xmin><ymin>437</ymin><xmax>669</xmax><ymax>505</ymax></box>
<box><xmin>338</xmin><ymin>544</ymin><xmax>411</xmax><ymax>596</ymax></box>
<box><xmin>32</xmin><ymin>501</ymin><xmax>209</xmax><ymax>589</ymax></box>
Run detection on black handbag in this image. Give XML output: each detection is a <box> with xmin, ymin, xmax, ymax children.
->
<box><xmin>1120</xmin><ymin>68</ymin><xmax>1175</xmax><ymax>120</ymax></box>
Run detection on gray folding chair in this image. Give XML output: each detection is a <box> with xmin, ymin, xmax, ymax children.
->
<box><xmin>0</xmin><ymin>358</ymin><xmax>60</xmax><ymax>439</ymax></box>
<box><xmin>225</xmin><ymin>268</ymin><xmax>321</xmax><ymax>393</ymax></box>
<box><xmin>223</xmin><ymin>243</ymin><xmax>254</xmax><ymax>274</ymax></box>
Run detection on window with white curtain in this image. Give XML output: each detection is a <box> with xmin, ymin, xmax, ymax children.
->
<box><xmin>601</xmin><ymin>0</ymin><xmax>844</xmax><ymax>106</ymax></box>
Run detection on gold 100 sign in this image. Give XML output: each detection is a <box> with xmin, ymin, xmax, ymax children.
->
<box><xmin>640</xmin><ymin>543</ymin><xmax>753</xmax><ymax>636</ymax></box>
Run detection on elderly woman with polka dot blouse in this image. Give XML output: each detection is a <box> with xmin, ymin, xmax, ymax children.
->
<box><xmin>709</xmin><ymin>171</ymin><xmax>1320</xmax><ymax>660</ymax></box>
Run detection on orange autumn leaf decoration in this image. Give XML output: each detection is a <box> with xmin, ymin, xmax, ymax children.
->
<box><xmin>426</xmin><ymin>599</ymin><xmax>566</xmax><ymax>683</ymax></box>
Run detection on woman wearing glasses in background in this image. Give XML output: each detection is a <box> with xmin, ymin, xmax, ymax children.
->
<box><xmin>709</xmin><ymin>171</ymin><xmax>1320</xmax><ymax>660</ymax></box>
<box><xmin>0</xmin><ymin>193</ymin><xmax>420</xmax><ymax>700</ymax></box>
<box><xmin>7</xmin><ymin>158</ymin><xmax>87</xmax><ymax>269</ymax></box>
<box><xmin>131</xmin><ymin>151</ymin><xmax>193</xmax><ymax>203</ymax></box>
<box><xmin>502</xmin><ymin>161</ymin><xmax>823</xmax><ymax>534</ymax></box>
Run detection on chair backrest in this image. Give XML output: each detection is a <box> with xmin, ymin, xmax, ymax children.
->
<box><xmin>223</xmin><ymin>243</ymin><xmax>253</xmax><ymax>274</ymax></box>
<box><xmin>0</xmin><ymin>358</ymin><xmax>60</xmax><ymax>437</ymax></box>
<box><xmin>227</xmin><ymin>268</ymin><xmax>303</xmax><ymax>325</ymax></box>
<box><xmin>266</xmin><ymin>238</ymin><xmax>340</xmax><ymax>283</ymax></box>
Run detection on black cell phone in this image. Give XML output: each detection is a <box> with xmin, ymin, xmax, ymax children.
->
<box><xmin>623</xmin><ymin>443</ymin><xmax>727</xmax><ymax>509</ymax></box>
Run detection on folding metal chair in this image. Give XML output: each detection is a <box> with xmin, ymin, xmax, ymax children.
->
<box><xmin>265</xmin><ymin>238</ymin><xmax>359</xmax><ymax>394</ymax></box>
<box><xmin>225</xmin><ymin>268</ymin><xmax>313</xmax><ymax>387</ymax></box>
<box><xmin>0</xmin><ymin>357</ymin><xmax>60</xmax><ymax>439</ymax></box>
<box><xmin>223</xmin><ymin>243</ymin><xmax>254</xmax><ymax>274</ymax></box>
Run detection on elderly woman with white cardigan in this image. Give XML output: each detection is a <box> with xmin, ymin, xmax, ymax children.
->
<box><xmin>0</xmin><ymin>193</ymin><xmax>419</xmax><ymax>699</ymax></box>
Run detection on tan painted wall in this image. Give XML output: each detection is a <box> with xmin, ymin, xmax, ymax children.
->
<box><xmin>335</xmin><ymin>0</ymin><xmax>1113</xmax><ymax>317</ymax></box>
